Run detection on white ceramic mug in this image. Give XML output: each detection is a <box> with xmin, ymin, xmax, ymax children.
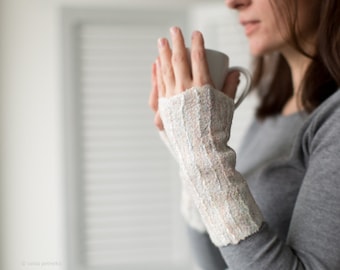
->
<box><xmin>188</xmin><ymin>48</ymin><xmax>252</xmax><ymax>109</ymax></box>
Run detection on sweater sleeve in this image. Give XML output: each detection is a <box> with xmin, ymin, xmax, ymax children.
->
<box><xmin>158</xmin><ymin>85</ymin><xmax>263</xmax><ymax>246</ymax></box>
<box><xmin>159</xmin><ymin>85</ymin><xmax>340</xmax><ymax>269</ymax></box>
<box><xmin>220</xmin><ymin>92</ymin><xmax>340</xmax><ymax>269</ymax></box>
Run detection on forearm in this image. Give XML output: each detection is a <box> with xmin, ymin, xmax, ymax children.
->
<box><xmin>159</xmin><ymin>130</ymin><xmax>206</xmax><ymax>232</ymax></box>
<box><xmin>159</xmin><ymin>85</ymin><xmax>263</xmax><ymax>246</ymax></box>
<box><xmin>158</xmin><ymin>86</ymin><xmax>300</xmax><ymax>269</ymax></box>
<box><xmin>158</xmin><ymin>84</ymin><xmax>340</xmax><ymax>269</ymax></box>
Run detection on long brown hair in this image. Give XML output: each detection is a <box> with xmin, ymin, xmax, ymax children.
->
<box><xmin>253</xmin><ymin>0</ymin><xmax>340</xmax><ymax>119</ymax></box>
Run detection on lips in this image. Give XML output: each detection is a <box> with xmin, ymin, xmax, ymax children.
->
<box><xmin>241</xmin><ymin>20</ymin><xmax>260</xmax><ymax>36</ymax></box>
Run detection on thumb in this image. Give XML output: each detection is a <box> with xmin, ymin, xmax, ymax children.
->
<box><xmin>222</xmin><ymin>71</ymin><xmax>240</xmax><ymax>100</ymax></box>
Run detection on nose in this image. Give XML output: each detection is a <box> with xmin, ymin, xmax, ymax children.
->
<box><xmin>225</xmin><ymin>0</ymin><xmax>251</xmax><ymax>9</ymax></box>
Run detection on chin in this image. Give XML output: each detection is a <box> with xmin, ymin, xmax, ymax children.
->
<box><xmin>248</xmin><ymin>43</ymin><xmax>278</xmax><ymax>57</ymax></box>
<box><xmin>248</xmin><ymin>37</ymin><xmax>286</xmax><ymax>57</ymax></box>
<box><xmin>249</xmin><ymin>49</ymin><xmax>265</xmax><ymax>57</ymax></box>
<box><xmin>249</xmin><ymin>46</ymin><xmax>267</xmax><ymax>57</ymax></box>
<box><xmin>247</xmin><ymin>39</ymin><xmax>266</xmax><ymax>56</ymax></box>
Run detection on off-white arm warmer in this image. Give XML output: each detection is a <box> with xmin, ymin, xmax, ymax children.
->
<box><xmin>158</xmin><ymin>85</ymin><xmax>263</xmax><ymax>246</ymax></box>
<box><xmin>159</xmin><ymin>131</ymin><xmax>206</xmax><ymax>232</ymax></box>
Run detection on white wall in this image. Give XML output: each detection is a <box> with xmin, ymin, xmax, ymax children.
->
<box><xmin>0</xmin><ymin>1</ymin><xmax>221</xmax><ymax>270</ymax></box>
<box><xmin>0</xmin><ymin>1</ymin><xmax>64</xmax><ymax>269</ymax></box>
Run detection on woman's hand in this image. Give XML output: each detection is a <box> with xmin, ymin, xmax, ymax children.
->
<box><xmin>156</xmin><ymin>27</ymin><xmax>212</xmax><ymax>98</ymax></box>
<box><xmin>149</xmin><ymin>27</ymin><xmax>240</xmax><ymax>130</ymax></box>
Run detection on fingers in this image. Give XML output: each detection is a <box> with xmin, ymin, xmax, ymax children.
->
<box><xmin>155</xmin><ymin>57</ymin><xmax>166</xmax><ymax>98</ymax></box>
<box><xmin>222</xmin><ymin>71</ymin><xmax>240</xmax><ymax>99</ymax></box>
<box><xmin>190</xmin><ymin>31</ymin><xmax>212</xmax><ymax>87</ymax></box>
<box><xmin>154</xmin><ymin>111</ymin><xmax>164</xmax><ymax>130</ymax></box>
<box><xmin>150</xmin><ymin>28</ymin><xmax>214</xmax><ymax>131</ymax></box>
<box><xmin>170</xmin><ymin>27</ymin><xmax>191</xmax><ymax>90</ymax></box>
<box><xmin>158</xmin><ymin>38</ymin><xmax>175</xmax><ymax>97</ymax></box>
<box><xmin>149</xmin><ymin>61</ymin><xmax>165</xmax><ymax>130</ymax></box>
<box><xmin>156</xmin><ymin>28</ymin><xmax>212</xmax><ymax>97</ymax></box>
<box><xmin>149</xmin><ymin>62</ymin><xmax>158</xmax><ymax>112</ymax></box>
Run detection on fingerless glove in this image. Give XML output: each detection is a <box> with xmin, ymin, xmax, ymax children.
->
<box><xmin>159</xmin><ymin>131</ymin><xmax>206</xmax><ymax>232</ymax></box>
<box><xmin>159</xmin><ymin>85</ymin><xmax>263</xmax><ymax>246</ymax></box>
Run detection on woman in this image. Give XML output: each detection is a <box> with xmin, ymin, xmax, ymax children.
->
<box><xmin>149</xmin><ymin>0</ymin><xmax>340</xmax><ymax>269</ymax></box>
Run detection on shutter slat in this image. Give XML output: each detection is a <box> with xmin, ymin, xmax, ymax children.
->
<box><xmin>77</xmin><ymin>21</ymin><xmax>181</xmax><ymax>267</ymax></box>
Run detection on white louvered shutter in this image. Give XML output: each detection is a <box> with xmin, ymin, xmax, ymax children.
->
<box><xmin>80</xmin><ymin>24</ymin><xmax>177</xmax><ymax>266</ymax></box>
<box><xmin>64</xmin><ymin>9</ymin><xmax>192</xmax><ymax>270</ymax></box>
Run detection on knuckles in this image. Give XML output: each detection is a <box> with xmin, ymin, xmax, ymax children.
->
<box><xmin>171</xmin><ymin>53</ymin><xmax>188</xmax><ymax>65</ymax></box>
<box><xmin>191</xmin><ymin>49</ymin><xmax>205</xmax><ymax>63</ymax></box>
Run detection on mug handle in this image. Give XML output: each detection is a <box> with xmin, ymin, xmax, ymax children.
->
<box><xmin>227</xmin><ymin>67</ymin><xmax>252</xmax><ymax>109</ymax></box>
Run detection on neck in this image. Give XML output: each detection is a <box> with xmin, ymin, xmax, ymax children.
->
<box><xmin>281</xmin><ymin>47</ymin><xmax>312</xmax><ymax>115</ymax></box>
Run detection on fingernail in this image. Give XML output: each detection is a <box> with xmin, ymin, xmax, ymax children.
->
<box><xmin>170</xmin><ymin>26</ymin><xmax>179</xmax><ymax>35</ymax></box>
<box><xmin>191</xmin><ymin>30</ymin><xmax>202</xmax><ymax>40</ymax></box>
<box><xmin>158</xmin><ymin>38</ymin><xmax>163</xmax><ymax>48</ymax></box>
<box><xmin>158</xmin><ymin>38</ymin><xmax>167</xmax><ymax>48</ymax></box>
<box><xmin>156</xmin><ymin>57</ymin><xmax>161</xmax><ymax>68</ymax></box>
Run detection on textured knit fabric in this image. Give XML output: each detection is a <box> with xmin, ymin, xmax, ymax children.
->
<box><xmin>187</xmin><ymin>112</ymin><xmax>307</xmax><ymax>270</ymax></box>
<box><xmin>159</xmin><ymin>85</ymin><xmax>263</xmax><ymax>246</ymax></box>
<box><xmin>159</xmin><ymin>131</ymin><xmax>206</xmax><ymax>232</ymax></box>
<box><xmin>159</xmin><ymin>84</ymin><xmax>340</xmax><ymax>268</ymax></box>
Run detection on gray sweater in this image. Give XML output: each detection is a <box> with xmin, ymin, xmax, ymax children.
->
<box><xmin>188</xmin><ymin>89</ymin><xmax>340</xmax><ymax>269</ymax></box>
